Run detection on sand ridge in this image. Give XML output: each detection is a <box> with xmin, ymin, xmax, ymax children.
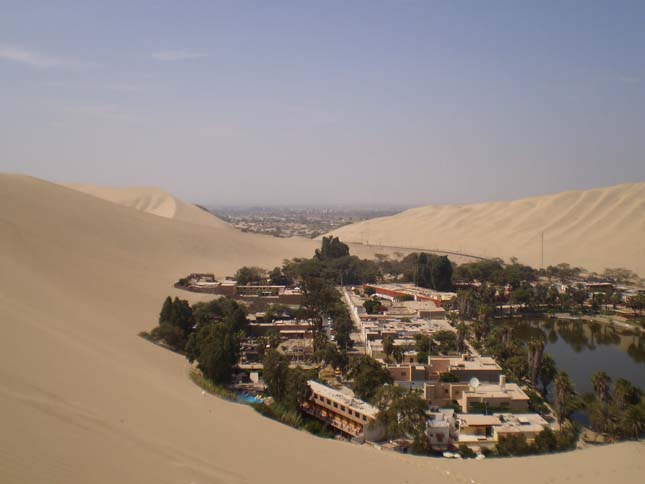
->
<box><xmin>0</xmin><ymin>174</ymin><xmax>643</xmax><ymax>484</ymax></box>
<box><xmin>66</xmin><ymin>183</ymin><xmax>233</xmax><ymax>230</ymax></box>
<box><xmin>328</xmin><ymin>182</ymin><xmax>645</xmax><ymax>275</ymax></box>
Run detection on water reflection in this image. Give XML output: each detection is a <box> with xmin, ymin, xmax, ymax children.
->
<box><xmin>504</xmin><ymin>318</ymin><xmax>644</xmax><ymax>394</ymax></box>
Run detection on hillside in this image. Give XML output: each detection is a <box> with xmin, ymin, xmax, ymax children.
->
<box><xmin>66</xmin><ymin>183</ymin><xmax>231</xmax><ymax>230</ymax></box>
<box><xmin>0</xmin><ymin>174</ymin><xmax>642</xmax><ymax>484</ymax></box>
<box><xmin>329</xmin><ymin>183</ymin><xmax>645</xmax><ymax>275</ymax></box>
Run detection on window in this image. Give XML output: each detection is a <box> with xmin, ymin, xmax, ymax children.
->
<box><xmin>362</xmin><ymin>415</ymin><xmax>367</xmax><ymax>422</ymax></box>
<box><xmin>333</xmin><ymin>402</ymin><xmax>338</xmax><ymax>408</ymax></box>
<box><xmin>326</xmin><ymin>398</ymin><xmax>331</xmax><ymax>405</ymax></box>
<box><xmin>340</xmin><ymin>406</ymin><xmax>345</xmax><ymax>412</ymax></box>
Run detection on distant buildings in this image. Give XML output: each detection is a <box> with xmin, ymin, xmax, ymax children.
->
<box><xmin>176</xmin><ymin>273</ymin><xmax>302</xmax><ymax>304</ymax></box>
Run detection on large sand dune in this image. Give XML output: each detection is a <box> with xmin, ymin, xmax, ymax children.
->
<box><xmin>66</xmin><ymin>183</ymin><xmax>232</xmax><ymax>230</ymax></box>
<box><xmin>329</xmin><ymin>183</ymin><xmax>645</xmax><ymax>275</ymax></box>
<box><xmin>1</xmin><ymin>174</ymin><xmax>642</xmax><ymax>484</ymax></box>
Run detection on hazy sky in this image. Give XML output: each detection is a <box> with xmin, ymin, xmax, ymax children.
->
<box><xmin>1</xmin><ymin>1</ymin><xmax>644</xmax><ymax>206</ymax></box>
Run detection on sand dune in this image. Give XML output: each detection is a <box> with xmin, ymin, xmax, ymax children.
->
<box><xmin>1</xmin><ymin>174</ymin><xmax>643</xmax><ymax>484</ymax></box>
<box><xmin>66</xmin><ymin>183</ymin><xmax>232</xmax><ymax>230</ymax></box>
<box><xmin>329</xmin><ymin>183</ymin><xmax>645</xmax><ymax>275</ymax></box>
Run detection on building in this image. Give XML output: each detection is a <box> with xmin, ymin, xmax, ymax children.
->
<box><xmin>423</xmin><ymin>375</ymin><xmax>530</xmax><ymax>412</ymax></box>
<box><xmin>427</xmin><ymin>355</ymin><xmax>503</xmax><ymax>382</ymax></box>
<box><xmin>364</xmin><ymin>283</ymin><xmax>456</xmax><ymax>307</ymax></box>
<box><xmin>302</xmin><ymin>381</ymin><xmax>384</xmax><ymax>441</ymax></box>
<box><xmin>425</xmin><ymin>409</ymin><xmax>457</xmax><ymax>451</ymax></box>
<box><xmin>455</xmin><ymin>413</ymin><xmax>549</xmax><ymax>449</ymax></box>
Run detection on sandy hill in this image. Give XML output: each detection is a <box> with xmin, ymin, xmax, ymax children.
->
<box><xmin>0</xmin><ymin>174</ymin><xmax>642</xmax><ymax>484</ymax></box>
<box><xmin>66</xmin><ymin>183</ymin><xmax>231</xmax><ymax>230</ymax></box>
<box><xmin>329</xmin><ymin>183</ymin><xmax>645</xmax><ymax>275</ymax></box>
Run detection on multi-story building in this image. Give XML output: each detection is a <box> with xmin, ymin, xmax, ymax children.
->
<box><xmin>423</xmin><ymin>375</ymin><xmax>530</xmax><ymax>412</ymax></box>
<box><xmin>427</xmin><ymin>354</ymin><xmax>503</xmax><ymax>382</ymax></box>
<box><xmin>455</xmin><ymin>413</ymin><xmax>549</xmax><ymax>450</ymax></box>
<box><xmin>302</xmin><ymin>381</ymin><xmax>384</xmax><ymax>441</ymax></box>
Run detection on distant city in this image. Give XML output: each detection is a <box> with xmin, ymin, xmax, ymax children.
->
<box><xmin>208</xmin><ymin>206</ymin><xmax>409</xmax><ymax>239</ymax></box>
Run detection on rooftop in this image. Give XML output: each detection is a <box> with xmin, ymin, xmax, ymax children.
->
<box><xmin>307</xmin><ymin>380</ymin><xmax>379</xmax><ymax>418</ymax></box>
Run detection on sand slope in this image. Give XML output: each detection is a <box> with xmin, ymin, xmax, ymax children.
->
<box><xmin>0</xmin><ymin>174</ymin><xmax>643</xmax><ymax>484</ymax></box>
<box><xmin>329</xmin><ymin>183</ymin><xmax>645</xmax><ymax>275</ymax></box>
<box><xmin>66</xmin><ymin>183</ymin><xmax>232</xmax><ymax>230</ymax></box>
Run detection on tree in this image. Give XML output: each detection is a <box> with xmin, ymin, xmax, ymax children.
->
<box><xmin>539</xmin><ymin>354</ymin><xmax>557</xmax><ymax>396</ymax></box>
<box><xmin>527</xmin><ymin>337</ymin><xmax>546</xmax><ymax>388</ymax></box>
<box><xmin>185</xmin><ymin>323</ymin><xmax>240</xmax><ymax>384</ymax></box>
<box><xmin>284</xmin><ymin>367</ymin><xmax>312</xmax><ymax>411</ymax></box>
<box><xmin>347</xmin><ymin>356</ymin><xmax>393</xmax><ymax>401</ymax></box>
<box><xmin>234</xmin><ymin>266</ymin><xmax>267</xmax><ymax>286</ymax></box>
<box><xmin>159</xmin><ymin>296</ymin><xmax>173</xmax><ymax>324</ymax></box>
<box><xmin>382</xmin><ymin>335</ymin><xmax>395</xmax><ymax>361</ymax></box>
<box><xmin>553</xmin><ymin>371</ymin><xmax>578</xmax><ymax>425</ymax></box>
<box><xmin>150</xmin><ymin>324</ymin><xmax>187</xmax><ymax>352</ymax></box>
<box><xmin>591</xmin><ymin>371</ymin><xmax>612</xmax><ymax>404</ymax></box>
<box><xmin>363</xmin><ymin>298</ymin><xmax>382</xmax><ymax>314</ymax></box>
<box><xmin>456</xmin><ymin>323</ymin><xmax>467</xmax><ymax>353</ymax></box>
<box><xmin>414</xmin><ymin>334</ymin><xmax>431</xmax><ymax>354</ymax></box>
<box><xmin>392</xmin><ymin>346</ymin><xmax>405</xmax><ymax>364</ymax></box>
<box><xmin>534</xmin><ymin>426</ymin><xmax>558</xmax><ymax>453</ymax></box>
<box><xmin>619</xmin><ymin>403</ymin><xmax>645</xmax><ymax>439</ymax></box>
<box><xmin>315</xmin><ymin>236</ymin><xmax>349</xmax><ymax>260</ymax></box>
<box><xmin>613</xmin><ymin>378</ymin><xmax>642</xmax><ymax>409</ymax></box>
<box><xmin>372</xmin><ymin>386</ymin><xmax>428</xmax><ymax>442</ymax></box>
<box><xmin>263</xmin><ymin>350</ymin><xmax>290</xmax><ymax>403</ymax></box>
<box><xmin>268</xmin><ymin>266</ymin><xmax>293</xmax><ymax>286</ymax></box>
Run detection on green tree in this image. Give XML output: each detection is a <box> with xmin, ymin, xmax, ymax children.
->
<box><xmin>613</xmin><ymin>378</ymin><xmax>642</xmax><ymax>409</ymax></box>
<box><xmin>348</xmin><ymin>355</ymin><xmax>393</xmax><ymax>401</ymax></box>
<box><xmin>315</xmin><ymin>236</ymin><xmax>349</xmax><ymax>260</ymax></box>
<box><xmin>527</xmin><ymin>337</ymin><xmax>546</xmax><ymax>388</ymax></box>
<box><xmin>553</xmin><ymin>371</ymin><xmax>579</xmax><ymax>425</ymax></box>
<box><xmin>185</xmin><ymin>323</ymin><xmax>240</xmax><ymax>384</ymax></box>
<box><xmin>363</xmin><ymin>298</ymin><xmax>382</xmax><ymax>314</ymax></box>
<box><xmin>159</xmin><ymin>296</ymin><xmax>173</xmax><ymax>324</ymax></box>
<box><xmin>284</xmin><ymin>366</ymin><xmax>312</xmax><ymax>411</ymax></box>
<box><xmin>263</xmin><ymin>349</ymin><xmax>290</xmax><ymax>403</ymax></box>
<box><xmin>234</xmin><ymin>266</ymin><xmax>267</xmax><ymax>286</ymax></box>
<box><xmin>591</xmin><ymin>371</ymin><xmax>612</xmax><ymax>404</ymax></box>
<box><xmin>392</xmin><ymin>346</ymin><xmax>405</xmax><ymax>364</ymax></box>
<box><xmin>619</xmin><ymin>404</ymin><xmax>645</xmax><ymax>439</ymax></box>
<box><xmin>539</xmin><ymin>354</ymin><xmax>557</xmax><ymax>396</ymax></box>
<box><xmin>372</xmin><ymin>386</ymin><xmax>428</xmax><ymax>443</ymax></box>
<box><xmin>382</xmin><ymin>335</ymin><xmax>395</xmax><ymax>361</ymax></box>
<box><xmin>534</xmin><ymin>426</ymin><xmax>558</xmax><ymax>453</ymax></box>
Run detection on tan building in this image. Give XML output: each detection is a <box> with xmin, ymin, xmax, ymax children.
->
<box><xmin>456</xmin><ymin>413</ymin><xmax>549</xmax><ymax>449</ymax></box>
<box><xmin>423</xmin><ymin>375</ymin><xmax>530</xmax><ymax>412</ymax></box>
<box><xmin>302</xmin><ymin>381</ymin><xmax>384</xmax><ymax>441</ymax></box>
<box><xmin>427</xmin><ymin>354</ymin><xmax>503</xmax><ymax>382</ymax></box>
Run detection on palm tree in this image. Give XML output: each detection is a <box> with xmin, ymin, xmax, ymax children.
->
<box><xmin>382</xmin><ymin>335</ymin><xmax>394</xmax><ymax>362</ymax></box>
<box><xmin>591</xmin><ymin>371</ymin><xmax>612</xmax><ymax>404</ymax></box>
<box><xmin>553</xmin><ymin>371</ymin><xmax>577</xmax><ymax>425</ymax></box>
<box><xmin>619</xmin><ymin>404</ymin><xmax>644</xmax><ymax>439</ymax></box>
<box><xmin>539</xmin><ymin>354</ymin><xmax>557</xmax><ymax>396</ymax></box>
<box><xmin>528</xmin><ymin>337</ymin><xmax>546</xmax><ymax>388</ymax></box>
<box><xmin>588</xmin><ymin>401</ymin><xmax>614</xmax><ymax>435</ymax></box>
<box><xmin>456</xmin><ymin>323</ymin><xmax>467</xmax><ymax>353</ymax></box>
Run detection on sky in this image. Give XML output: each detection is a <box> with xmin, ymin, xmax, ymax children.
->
<box><xmin>1</xmin><ymin>1</ymin><xmax>644</xmax><ymax>206</ymax></box>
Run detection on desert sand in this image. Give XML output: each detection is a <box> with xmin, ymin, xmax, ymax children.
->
<box><xmin>1</xmin><ymin>174</ymin><xmax>643</xmax><ymax>484</ymax></box>
<box><xmin>329</xmin><ymin>183</ymin><xmax>645</xmax><ymax>276</ymax></box>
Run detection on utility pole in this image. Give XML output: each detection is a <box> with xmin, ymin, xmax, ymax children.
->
<box><xmin>540</xmin><ymin>231</ymin><xmax>544</xmax><ymax>270</ymax></box>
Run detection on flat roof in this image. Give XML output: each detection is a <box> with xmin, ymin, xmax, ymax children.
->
<box><xmin>307</xmin><ymin>380</ymin><xmax>379</xmax><ymax>418</ymax></box>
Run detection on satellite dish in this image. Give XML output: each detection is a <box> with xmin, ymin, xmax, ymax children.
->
<box><xmin>469</xmin><ymin>377</ymin><xmax>480</xmax><ymax>389</ymax></box>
